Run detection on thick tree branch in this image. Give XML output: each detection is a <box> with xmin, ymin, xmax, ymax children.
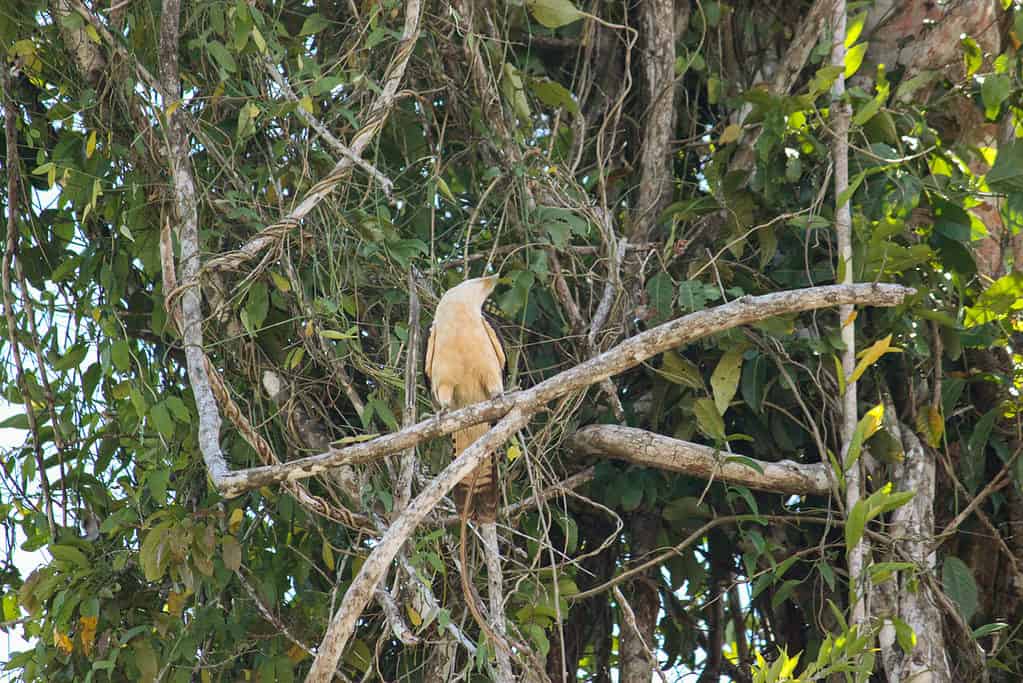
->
<box><xmin>568</xmin><ymin>425</ymin><xmax>832</xmax><ymax>495</ymax></box>
<box><xmin>210</xmin><ymin>284</ymin><xmax>912</xmax><ymax>497</ymax></box>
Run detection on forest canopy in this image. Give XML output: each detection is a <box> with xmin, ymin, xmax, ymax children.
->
<box><xmin>1</xmin><ymin>0</ymin><xmax>1022</xmax><ymax>681</ymax></box>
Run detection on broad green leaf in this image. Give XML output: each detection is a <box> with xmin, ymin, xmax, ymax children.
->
<box><xmin>942</xmin><ymin>556</ymin><xmax>978</xmax><ymax>622</ymax></box>
<box><xmin>245</xmin><ymin>281</ymin><xmax>269</xmax><ymax>331</ymax></box>
<box><xmin>964</xmin><ymin>271</ymin><xmax>1023</xmax><ymax>325</ymax></box>
<box><xmin>530</xmin><ymin>79</ymin><xmax>579</xmax><ymax>115</ymax></box>
<box><xmin>526</xmin><ymin>0</ymin><xmax>584</xmax><ymax>28</ymax></box>
<box><xmin>694</xmin><ymin>398</ymin><xmax>726</xmax><ymax>441</ymax></box>
<box><xmin>710</xmin><ymin>347</ymin><xmax>745</xmax><ymax>415</ymax></box>
<box><xmin>149</xmin><ymin>402</ymin><xmax>174</xmax><ymax>439</ymax></box>
<box><xmin>299</xmin><ymin>13</ymin><xmax>330</xmax><ymax>36</ymax></box>
<box><xmin>891</xmin><ymin>616</ymin><xmax>917</xmax><ymax>653</ymax></box>
<box><xmin>207</xmin><ymin>41</ymin><xmax>236</xmax><ymax>73</ymax></box>
<box><xmin>981</xmin><ymin>73</ymin><xmax>1011</xmax><ymax>119</ymax></box>
<box><xmin>49</xmin><ymin>544</ymin><xmax>90</xmax><ymax>570</ymax></box>
<box><xmin>111</xmin><ymin>340</ymin><xmax>131</xmax><ymax>373</ymax></box>
<box><xmin>222</xmin><ymin>535</ymin><xmax>242</xmax><ymax>572</ymax></box>
<box><xmin>657</xmin><ymin>350</ymin><xmax>704</xmax><ymax>390</ymax></box>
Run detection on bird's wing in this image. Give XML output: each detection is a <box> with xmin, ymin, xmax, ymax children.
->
<box><xmin>483</xmin><ymin>318</ymin><xmax>505</xmax><ymax>370</ymax></box>
<box><xmin>425</xmin><ymin>319</ymin><xmax>436</xmax><ymax>381</ymax></box>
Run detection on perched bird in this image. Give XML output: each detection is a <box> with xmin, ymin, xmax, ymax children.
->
<box><xmin>425</xmin><ymin>275</ymin><xmax>505</xmax><ymax>521</ymax></box>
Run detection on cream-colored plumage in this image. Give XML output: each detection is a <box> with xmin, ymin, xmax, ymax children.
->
<box><xmin>425</xmin><ymin>276</ymin><xmax>505</xmax><ymax>521</ymax></box>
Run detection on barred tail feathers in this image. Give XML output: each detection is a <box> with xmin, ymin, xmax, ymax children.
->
<box><xmin>452</xmin><ymin>422</ymin><xmax>498</xmax><ymax>522</ymax></box>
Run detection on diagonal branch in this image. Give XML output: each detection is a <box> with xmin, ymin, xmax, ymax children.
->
<box><xmin>209</xmin><ymin>283</ymin><xmax>913</xmax><ymax>498</ymax></box>
<box><xmin>304</xmin><ymin>408</ymin><xmax>530</xmax><ymax>682</ymax></box>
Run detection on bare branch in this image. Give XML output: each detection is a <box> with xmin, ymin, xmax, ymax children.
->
<box><xmin>211</xmin><ymin>284</ymin><xmax>913</xmax><ymax>497</ymax></box>
<box><xmin>568</xmin><ymin>425</ymin><xmax>832</xmax><ymax>496</ymax></box>
<box><xmin>304</xmin><ymin>408</ymin><xmax>530</xmax><ymax>683</ymax></box>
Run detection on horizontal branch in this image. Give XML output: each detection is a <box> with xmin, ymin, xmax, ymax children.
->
<box><xmin>568</xmin><ymin>425</ymin><xmax>832</xmax><ymax>496</ymax></box>
<box><xmin>212</xmin><ymin>283</ymin><xmax>913</xmax><ymax>498</ymax></box>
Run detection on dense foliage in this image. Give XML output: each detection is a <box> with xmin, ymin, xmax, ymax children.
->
<box><xmin>1</xmin><ymin>0</ymin><xmax>1022</xmax><ymax>681</ymax></box>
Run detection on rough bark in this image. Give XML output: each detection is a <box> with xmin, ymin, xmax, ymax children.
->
<box><xmin>632</xmin><ymin>0</ymin><xmax>679</xmax><ymax>241</ymax></box>
<box><xmin>569</xmin><ymin>425</ymin><xmax>833</xmax><ymax>495</ymax></box>
<box><xmin>879</xmin><ymin>427</ymin><xmax>952</xmax><ymax>683</ymax></box>
<box><xmin>618</xmin><ymin>514</ymin><xmax>664</xmax><ymax>683</ymax></box>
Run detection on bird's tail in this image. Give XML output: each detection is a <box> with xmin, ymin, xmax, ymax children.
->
<box><xmin>453</xmin><ymin>422</ymin><xmax>498</xmax><ymax>522</ymax></box>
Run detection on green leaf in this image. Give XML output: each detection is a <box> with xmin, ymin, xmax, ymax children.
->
<box><xmin>981</xmin><ymin>74</ymin><xmax>1011</xmax><ymax>119</ymax></box>
<box><xmin>53</xmin><ymin>344</ymin><xmax>87</xmax><ymax>372</ymax></box>
<box><xmin>844</xmin><ymin>42</ymin><xmax>868</xmax><ymax>79</ymax></box>
<box><xmin>845</xmin><ymin>11</ymin><xmax>869</xmax><ymax>48</ymax></box>
<box><xmin>48</xmin><ymin>544</ymin><xmax>90</xmax><ymax>570</ymax></box>
<box><xmin>961</xmin><ymin>36</ymin><xmax>982</xmax><ymax>77</ymax></box>
<box><xmin>525</xmin><ymin>0</ymin><xmax>584</xmax><ymax>28</ymax></box>
<box><xmin>656</xmin><ymin>351</ymin><xmax>704</xmax><ymax>390</ymax></box>
<box><xmin>892</xmin><ymin>617</ymin><xmax>917</xmax><ymax>653</ymax></box>
<box><xmin>972</xmin><ymin>622</ymin><xmax>1009</xmax><ymax>639</ymax></box>
<box><xmin>693</xmin><ymin>398</ymin><xmax>726</xmax><ymax>441</ymax></box>
<box><xmin>149</xmin><ymin>402</ymin><xmax>175</xmax><ymax>439</ymax></box>
<box><xmin>987</xmin><ymin>141</ymin><xmax>1023</xmax><ymax>193</ymax></box>
<box><xmin>140</xmin><ymin>523</ymin><xmax>172</xmax><ymax>582</ymax></box>
<box><xmin>245</xmin><ymin>281</ymin><xmax>269</xmax><ymax>331</ymax></box>
<box><xmin>299</xmin><ymin>13</ymin><xmax>330</xmax><ymax>36</ymax></box>
<box><xmin>967</xmin><ymin>406</ymin><xmax>999</xmax><ymax>460</ymax></box>
<box><xmin>222</xmin><ymin>535</ymin><xmax>242</xmax><ymax>572</ymax></box>
<box><xmin>964</xmin><ymin>271</ymin><xmax>1023</xmax><ymax>326</ymax></box>
<box><xmin>845</xmin><ymin>499</ymin><xmax>867</xmax><ymax>551</ymax></box>
<box><xmin>111</xmin><ymin>340</ymin><xmax>131</xmax><ymax>373</ymax></box>
<box><xmin>942</xmin><ymin>556</ymin><xmax>978</xmax><ymax>622</ymax></box>
<box><xmin>206</xmin><ymin>40</ymin><xmax>236</xmax><ymax>73</ymax></box>
<box><xmin>710</xmin><ymin>347</ymin><xmax>745</xmax><ymax>415</ymax></box>
<box><xmin>530</xmin><ymin>79</ymin><xmax>579</xmax><ymax>115</ymax></box>
<box><xmin>0</xmin><ymin>412</ymin><xmax>30</xmax><ymax>429</ymax></box>
<box><xmin>645</xmin><ymin>272</ymin><xmax>675</xmax><ymax>322</ymax></box>
<box><xmin>620</xmin><ymin>483</ymin><xmax>643</xmax><ymax>511</ymax></box>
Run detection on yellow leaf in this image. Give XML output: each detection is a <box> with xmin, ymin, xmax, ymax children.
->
<box><xmin>862</xmin><ymin>403</ymin><xmax>884</xmax><ymax>440</ymax></box>
<box><xmin>848</xmin><ymin>334</ymin><xmax>900</xmax><ymax>385</ymax></box>
<box><xmin>406</xmin><ymin>603</ymin><xmax>422</xmax><ymax>627</ymax></box>
<box><xmin>287</xmin><ymin>642</ymin><xmax>309</xmax><ymax>663</ymax></box>
<box><xmin>86</xmin><ymin>130</ymin><xmax>97</xmax><ymax>159</ymax></box>
<box><xmin>166</xmin><ymin>591</ymin><xmax>189</xmax><ymax>617</ymax></box>
<box><xmin>436</xmin><ymin>177</ymin><xmax>456</xmax><ymax>204</ymax></box>
<box><xmin>719</xmin><ymin>124</ymin><xmax>742</xmax><ymax>145</ymax></box>
<box><xmin>299</xmin><ymin>95</ymin><xmax>314</xmax><ymax>114</ymax></box>
<box><xmin>165</xmin><ymin>100</ymin><xmax>181</xmax><ymax>119</ymax></box>
<box><xmin>843</xmin><ymin>310</ymin><xmax>858</xmax><ymax>328</ymax></box>
<box><xmin>85</xmin><ymin>24</ymin><xmax>101</xmax><ymax>44</ymax></box>
<box><xmin>201</xmin><ymin>670</ymin><xmax>213</xmax><ymax>683</ymax></box>
<box><xmin>54</xmin><ymin>626</ymin><xmax>73</xmax><ymax>655</ymax></box>
<box><xmin>322</xmin><ymin>539</ymin><xmax>335</xmax><ymax>571</ymax></box>
<box><xmin>228</xmin><ymin>508</ymin><xmax>244</xmax><ymax>534</ymax></box>
<box><xmin>270</xmin><ymin>271</ymin><xmax>291</xmax><ymax>292</ymax></box>
<box><xmin>78</xmin><ymin>615</ymin><xmax>97</xmax><ymax>656</ymax></box>
<box><xmin>506</xmin><ymin>443</ymin><xmax>521</xmax><ymax>462</ymax></box>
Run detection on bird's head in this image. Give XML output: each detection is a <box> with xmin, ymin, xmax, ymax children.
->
<box><xmin>445</xmin><ymin>275</ymin><xmax>500</xmax><ymax>308</ymax></box>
